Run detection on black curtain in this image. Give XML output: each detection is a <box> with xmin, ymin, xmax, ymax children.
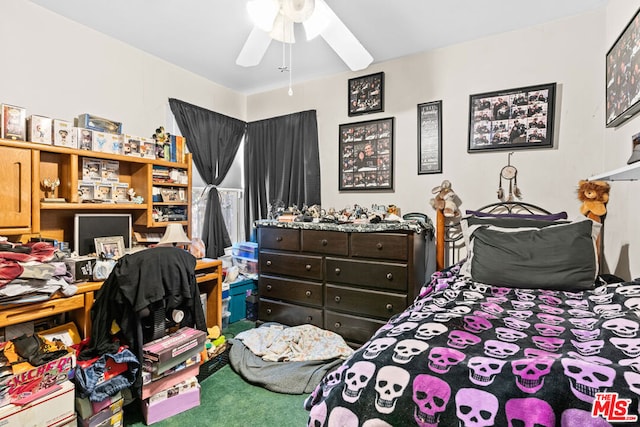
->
<box><xmin>169</xmin><ymin>98</ymin><xmax>245</xmax><ymax>258</ymax></box>
<box><xmin>244</xmin><ymin>110</ymin><xmax>321</xmax><ymax>238</ymax></box>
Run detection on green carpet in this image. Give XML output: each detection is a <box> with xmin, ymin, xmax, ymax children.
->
<box><xmin>123</xmin><ymin>321</ymin><xmax>311</xmax><ymax>426</ymax></box>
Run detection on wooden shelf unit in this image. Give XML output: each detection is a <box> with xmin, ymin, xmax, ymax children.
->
<box><xmin>0</xmin><ymin>138</ymin><xmax>192</xmax><ymax>243</ymax></box>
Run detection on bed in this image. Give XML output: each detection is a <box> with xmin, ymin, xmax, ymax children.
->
<box><xmin>304</xmin><ymin>193</ymin><xmax>640</xmax><ymax>426</ymax></box>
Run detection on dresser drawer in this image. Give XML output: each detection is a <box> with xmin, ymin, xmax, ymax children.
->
<box><xmin>259</xmin><ymin>274</ymin><xmax>323</xmax><ymax>306</ymax></box>
<box><xmin>326</xmin><ymin>257</ymin><xmax>407</xmax><ymax>291</ymax></box>
<box><xmin>301</xmin><ymin>230</ymin><xmax>348</xmax><ymax>256</ymax></box>
<box><xmin>260</xmin><ymin>251</ymin><xmax>323</xmax><ymax>280</ymax></box>
<box><xmin>259</xmin><ymin>228</ymin><xmax>300</xmax><ymax>251</ymax></box>
<box><xmin>325</xmin><ymin>311</ymin><xmax>386</xmax><ymax>345</ymax></box>
<box><xmin>325</xmin><ymin>284</ymin><xmax>406</xmax><ymax>318</ymax></box>
<box><xmin>259</xmin><ymin>298</ymin><xmax>323</xmax><ymax>328</ymax></box>
<box><xmin>350</xmin><ymin>233</ymin><xmax>408</xmax><ymax>261</ymax></box>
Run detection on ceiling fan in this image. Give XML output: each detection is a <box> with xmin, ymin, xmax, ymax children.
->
<box><xmin>236</xmin><ymin>0</ymin><xmax>373</xmax><ymax>71</ymax></box>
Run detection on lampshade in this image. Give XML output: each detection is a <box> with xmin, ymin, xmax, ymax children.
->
<box><xmin>158</xmin><ymin>223</ymin><xmax>191</xmax><ymax>247</ymax></box>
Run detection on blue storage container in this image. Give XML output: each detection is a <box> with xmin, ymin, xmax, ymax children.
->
<box><xmin>229</xmin><ymin>279</ymin><xmax>257</xmax><ymax>323</ymax></box>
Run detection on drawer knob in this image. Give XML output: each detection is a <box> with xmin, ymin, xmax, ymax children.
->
<box><xmin>305</xmin><ymin>290</ymin><xmax>312</xmax><ymax>297</ymax></box>
<box><xmin>305</xmin><ymin>264</ymin><xmax>312</xmax><ymax>271</ymax></box>
<box><xmin>386</xmin><ymin>303</ymin><xmax>393</xmax><ymax>311</ymax></box>
<box><xmin>321</xmin><ymin>239</ymin><xmax>328</xmax><ymax>246</ymax></box>
<box><xmin>334</xmin><ymin>267</ymin><xmax>341</xmax><ymax>275</ymax></box>
<box><xmin>334</xmin><ymin>296</ymin><xmax>341</xmax><ymax>303</ymax></box>
<box><xmin>276</xmin><ymin>236</ymin><xmax>283</xmax><ymax>242</ymax></box>
<box><xmin>266</xmin><ymin>260</ymin><xmax>272</xmax><ymax>266</ymax></box>
<box><xmin>386</xmin><ymin>273</ymin><xmax>393</xmax><ymax>280</ymax></box>
<box><xmin>266</xmin><ymin>308</ymin><xmax>272</xmax><ymax>314</ymax></box>
<box><xmin>334</xmin><ymin>322</ymin><xmax>341</xmax><ymax>328</ymax></box>
<box><xmin>306</xmin><ymin>316</ymin><xmax>313</xmax><ymax>322</ymax></box>
<box><xmin>266</xmin><ymin>284</ymin><xmax>272</xmax><ymax>291</ymax></box>
<box><xmin>376</xmin><ymin>242</ymin><xmax>383</xmax><ymax>250</ymax></box>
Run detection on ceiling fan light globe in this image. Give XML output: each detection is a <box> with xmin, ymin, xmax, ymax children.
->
<box><xmin>282</xmin><ymin>0</ymin><xmax>315</xmax><ymax>23</ymax></box>
<box><xmin>247</xmin><ymin>0</ymin><xmax>279</xmax><ymax>32</ymax></box>
<box><xmin>270</xmin><ymin>13</ymin><xmax>295</xmax><ymax>43</ymax></box>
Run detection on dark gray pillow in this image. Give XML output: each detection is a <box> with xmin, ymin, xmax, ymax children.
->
<box><xmin>468</xmin><ymin>219</ymin><xmax>597</xmax><ymax>290</ymax></box>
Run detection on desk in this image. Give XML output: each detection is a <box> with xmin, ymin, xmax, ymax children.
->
<box><xmin>0</xmin><ymin>258</ymin><xmax>222</xmax><ymax>338</ymax></box>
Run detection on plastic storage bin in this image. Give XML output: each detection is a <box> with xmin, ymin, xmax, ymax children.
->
<box><xmin>222</xmin><ymin>311</ymin><xmax>231</xmax><ymax>330</ymax></box>
<box><xmin>229</xmin><ymin>279</ymin><xmax>257</xmax><ymax>323</ymax></box>
<box><xmin>232</xmin><ymin>256</ymin><xmax>258</xmax><ymax>276</ymax></box>
<box><xmin>231</xmin><ymin>242</ymin><xmax>258</xmax><ymax>259</ymax></box>
<box><xmin>221</xmin><ymin>296</ymin><xmax>231</xmax><ymax>314</ymax></box>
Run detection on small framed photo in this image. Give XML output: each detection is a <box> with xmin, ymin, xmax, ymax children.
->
<box><xmin>1</xmin><ymin>104</ymin><xmax>26</xmax><ymax>141</ymax></box>
<box><xmin>161</xmin><ymin>187</ymin><xmax>180</xmax><ymax>202</ymax></box>
<box><xmin>95</xmin><ymin>184</ymin><xmax>113</xmax><ymax>201</ymax></box>
<box><xmin>348</xmin><ymin>72</ymin><xmax>384</xmax><ymax>116</ymax></box>
<box><xmin>339</xmin><ymin>117</ymin><xmax>393</xmax><ymax>191</ymax></box>
<box><xmin>101</xmin><ymin>160</ymin><xmax>120</xmax><ymax>183</ymax></box>
<box><xmin>468</xmin><ymin>82</ymin><xmax>556</xmax><ymax>152</ymax></box>
<box><xmin>417</xmin><ymin>100</ymin><xmax>443</xmax><ymax>174</ymax></box>
<box><xmin>94</xmin><ymin>236</ymin><xmax>125</xmax><ymax>260</ymax></box>
<box><xmin>82</xmin><ymin>158</ymin><xmax>102</xmax><ymax>182</ymax></box>
<box><xmin>78</xmin><ymin>183</ymin><xmax>94</xmax><ymax>201</ymax></box>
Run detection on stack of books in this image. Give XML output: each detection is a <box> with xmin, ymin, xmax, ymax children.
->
<box><xmin>141</xmin><ymin>327</ymin><xmax>206</xmax><ymax>425</ymax></box>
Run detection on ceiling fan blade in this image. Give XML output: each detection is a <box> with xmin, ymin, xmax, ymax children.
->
<box><xmin>313</xmin><ymin>0</ymin><xmax>373</xmax><ymax>71</ymax></box>
<box><xmin>236</xmin><ymin>26</ymin><xmax>273</xmax><ymax>67</ymax></box>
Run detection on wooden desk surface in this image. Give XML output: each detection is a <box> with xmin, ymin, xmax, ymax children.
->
<box><xmin>0</xmin><ymin>258</ymin><xmax>222</xmax><ymax>338</ymax></box>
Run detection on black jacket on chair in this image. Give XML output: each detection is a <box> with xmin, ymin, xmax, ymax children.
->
<box><xmin>80</xmin><ymin>246</ymin><xmax>207</xmax><ymax>395</ymax></box>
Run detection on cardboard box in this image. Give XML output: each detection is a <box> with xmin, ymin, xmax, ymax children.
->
<box><xmin>147</xmin><ymin>376</ymin><xmax>198</xmax><ymax>405</ymax></box>
<box><xmin>0</xmin><ymin>380</ymin><xmax>75</xmax><ymax>427</ymax></box>
<box><xmin>77</xmin><ymin>114</ymin><xmax>122</xmax><ymax>134</ymax></box>
<box><xmin>74</xmin><ymin>127</ymin><xmax>93</xmax><ymax>150</ymax></box>
<box><xmin>123</xmin><ymin>134</ymin><xmax>141</xmax><ymax>157</ymax></box>
<box><xmin>140</xmin><ymin>137</ymin><xmax>156</xmax><ymax>159</ymax></box>
<box><xmin>64</xmin><ymin>256</ymin><xmax>96</xmax><ymax>282</ymax></box>
<box><xmin>0</xmin><ymin>353</ymin><xmax>75</xmax><ymax>407</ymax></box>
<box><xmin>141</xmin><ymin>359</ymin><xmax>199</xmax><ymax>400</ymax></box>
<box><xmin>105</xmin><ymin>133</ymin><xmax>123</xmax><ymax>155</ymax></box>
<box><xmin>87</xmin><ymin>411</ymin><xmax>121</xmax><ymax>427</ymax></box>
<box><xmin>143</xmin><ymin>327</ymin><xmax>206</xmax><ymax>366</ymax></box>
<box><xmin>78</xmin><ymin>396</ymin><xmax>123</xmax><ymax>427</ymax></box>
<box><xmin>142</xmin><ymin>384</ymin><xmax>200</xmax><ymax>425</ymax></box>
<box><xmin>92</xmin><ymin>131</ymin><xmax>109</xmax><ymax>153</ymax></box>
<box><xmin>75</xmin><ymin>391</ymin><xmax>122</xmax><ymax>420</ymax></box>
<box><xmin>1</xmin><ymin>104</ymin><xmax>26</xmax><ymax>141</ymax></box>
<box><xmin>52</xmin><ymin>119</ymin><xmax>76</xmax><ymax>148</ymax></box>
<box><xmin>27</xmin><ymin>115</ymin><xmax>52</xmax><ymax>144</ymax></box>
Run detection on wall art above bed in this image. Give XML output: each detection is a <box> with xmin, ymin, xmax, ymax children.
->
<box><xmin>348</xmin><ymin>72</ymin><xmax>384</xmax><ymax>116</ymax></box>
<box><xmin>468</xmin><ymin>82</ymin><xmax>556</xmax><ymax>152</ymax></box>
<box><xmin>606</xmin><ymin>7</ymin><xmax>640</xmax><ymax>128</ymax></box>
<box><xmin>339</xmin><ymin>117</ymin><xmax>394</xmax><ymax>191</ymax></box>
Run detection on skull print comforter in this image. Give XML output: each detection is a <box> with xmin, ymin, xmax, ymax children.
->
<box><xmin>304</xmin><ymin>265</ymin><xmax>640</xmax><ymax>426</ymax></box>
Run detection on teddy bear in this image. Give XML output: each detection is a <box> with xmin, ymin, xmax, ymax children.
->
<box><xmin>577</xmin><ymin>179</ymin><xmax>610</xmax><ymax>218</ymax></box>
<box><xmin>430</xmin><ymin>180</ymin><xmax>460</xmax><ymax>218</ymax></box>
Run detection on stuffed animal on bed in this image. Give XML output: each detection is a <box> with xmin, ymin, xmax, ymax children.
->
<box><xmin>577</xmin><ymin>179</ymin><xmax>610</xmax><ymax>217</ymax></box>
<box><xmin>430</xmin><ymin>179</ymin><xmax>460</xmax><ymax>218</ymax></box>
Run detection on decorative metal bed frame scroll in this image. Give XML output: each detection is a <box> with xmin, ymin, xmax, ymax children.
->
<box><xmin>435</xmin><ymin>201</ymin><xmax>553</xmax><ymax>271</ymax></box>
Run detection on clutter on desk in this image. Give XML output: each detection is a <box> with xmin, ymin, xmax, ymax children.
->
<box><xmin>267</xmin><ymin>201</ymin><xmax>404</xmax><ymax>224</ymax></box>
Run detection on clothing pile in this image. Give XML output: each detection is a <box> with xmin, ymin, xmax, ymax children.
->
<box><xmin>0</xmin><ymin>241</ymin><xmax>76</xmax><ymax>304</ymax></box>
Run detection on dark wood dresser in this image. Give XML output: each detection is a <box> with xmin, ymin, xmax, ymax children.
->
<box><xmin>256</xmin><ymin>221</ymin><xmax>434</xmax><ymax>346</ymax></box>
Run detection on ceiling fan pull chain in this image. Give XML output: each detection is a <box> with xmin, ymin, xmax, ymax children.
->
<box><xmin>288</xmin><ymin>42</ymin><xmax>294</xmax><ymax>96</ymax></box>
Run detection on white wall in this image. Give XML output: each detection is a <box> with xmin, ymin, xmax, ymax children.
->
<box><xmin>0</xmin><ymin>1</ymin><xmax>246</xmax><ymax>138</ymax></box>
<box><xmin>249</xmin><ymin>8</ymin><xmax>640</xmax><ymax>280</ymax></box>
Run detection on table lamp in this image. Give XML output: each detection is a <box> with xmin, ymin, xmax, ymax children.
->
<box><xmin>158</xmin><ymin>223</ymin><xmax>191</xmax><ymax>247</ymax></box>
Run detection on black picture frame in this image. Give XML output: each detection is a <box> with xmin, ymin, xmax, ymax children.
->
<box><xmin>418</xmin><ymin>100</ymin><xmax>443</xmax><ymax>174</ymax></box>
<box><xmin>468</xmin><ymin>82</ymin><xmax>556</xmax><ymax>152</ymax></box>
<box><xmin>339</xmin><ymin>117</ymin><xmax>394</xmax><ymax>191</ymax></box>
<box><xmin>606</xmin><ymin>7</ymin><xmax>640</xmax><ymax>128</ymax></box>
<box><xmin>348</xmin><ymin>72</ymin><xmax>384</xmax><ymax>116</ymax></box>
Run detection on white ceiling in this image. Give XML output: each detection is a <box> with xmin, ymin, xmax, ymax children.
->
<box><xmin>30</xmin><ymin>0</ymin><xmax>607</xmax><ymax>95</ymax></box>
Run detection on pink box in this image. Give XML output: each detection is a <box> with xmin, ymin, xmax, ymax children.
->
<box><xmin>142</xmin><ymin>384</ymin><xmax>200</xmax><ymax>425</ymax></box>
<box><xmin>143</xmin><ymin>327</ymin><xmax>206</xmax><ymax>367</ymax></box>
<box><xmin>141</xmin><ymin>361</ymin><xmax>199</xmax><ymax>400</ymax></box>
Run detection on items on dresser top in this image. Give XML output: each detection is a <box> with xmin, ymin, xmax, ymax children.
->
<box><xmin>256</xmin><ymin>221</ymin><xmax>435</xmax><ymax>345</ymax></box>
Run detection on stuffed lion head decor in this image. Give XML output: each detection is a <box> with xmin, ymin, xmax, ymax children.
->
<box><xmin>577</xmin><ymin>180</ymin><xmax>610</xmax><ymax>217</ymax></box>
